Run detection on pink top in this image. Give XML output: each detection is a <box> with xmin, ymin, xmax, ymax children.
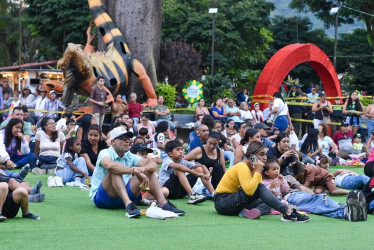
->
<box><xmin>136</xmin><ymin>122</ymin><xmax>155</xmax><ymax>137</ymax></box>
<box><xmin>368</xmin><ymin>147</ymin><xmax>374</xmax><ymax>163</ymax></box>
<box><xmin>262</xmin><ymin>177</ymin><xmax>290</xmax><ymax>199</ymax></box>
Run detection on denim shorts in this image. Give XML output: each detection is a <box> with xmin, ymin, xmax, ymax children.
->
<box><xmin>94</xmin><ymin>182</ymin><xmax>142</xmax><ymax>209</ymax></box>
<box><xmin>345</xmin><ymin>116</ymin><xmax>361</xmax><ymax>126</ymax></box>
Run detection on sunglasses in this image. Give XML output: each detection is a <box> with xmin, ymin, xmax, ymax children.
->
<box><xmin>117</xmin><ymin>135</ymin><xmax>131</xmax><ymax>142</ymax></box>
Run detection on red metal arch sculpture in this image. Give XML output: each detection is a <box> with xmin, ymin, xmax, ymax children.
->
<box><xmin>253</xmin><ymin>43</ymin><xmax>342</xmax><ymax>108</ymax></box>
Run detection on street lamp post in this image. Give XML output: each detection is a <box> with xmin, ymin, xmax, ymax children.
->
<box><xmin>330</xmin><ymin>6</ymin><xmax>339</xmax><ymax>68</ymax></box>
<box><xmin>209</xmin><ymin>7</ymin><xmax>218</xmax><ymax>76</ymax></box>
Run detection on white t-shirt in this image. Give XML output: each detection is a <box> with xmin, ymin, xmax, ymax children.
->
<box><xmin>318</xmin><ymin>136</ymin><xmax>333</xmax><ymax>155</ymax></box>
<box><xmin>152</xmin><ymin>133</ymin><xmax>166</xmax><ymax>153</ymax></box>
<box><xmin>273</xmin><ymin>98</ymin><xmax>288</xmax><ymax>116</ymax></box>
<box><xmin>240</xmin><ymin>110</ymin><xmax>253</xmax><ymax>120</ymax></box>
<box><xmin>231</xmin><ymin>133</ymin><xmax>242</xmax><ymax>146</ymax></box>
<box><xmin>35</xmin><ymin>130</ymin><xmax>66</xmax><ymax>157</ymax></box>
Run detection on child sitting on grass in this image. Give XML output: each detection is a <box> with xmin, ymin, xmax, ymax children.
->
<box><xmin>262</xmin><ymin>158</ymin><xmax>289</xmax><ymax>200</ymax></box>
<box><xmin>352</xmin><ymin>133</ymin><xmax>366</xmax><ymax>155</ymax></box>
<box><xmin>293</xmin><ymin>162</ymin><xmax>349</xmax><ymax>195</ymax></box>
<box><xmin>56</xmin><ymin>137</ymin><xmax>89</xmax><ymax>185</ymax></box>
<box><xmin>138</xmin><ymin>127</ymin><xmax>153</xmax><ymax>147</ymax></box>
<box><xmin>333</xmin><ymin>169</ymin><xmax>370</xmax><ymax>190</ymax></box>
<box><xmin>152</xmin><ymin>121</ymin><xmax>175</xmax><ymax>159</ymax></box>
<box><xmin>130</xmin><ymin>143</ymin><xmax>167</xmax><ymax>204</ymax></box>
<box><xmin>158</xmin><ymin>140</ymin><xmax>214</xmax><ymax>204</ymax></box>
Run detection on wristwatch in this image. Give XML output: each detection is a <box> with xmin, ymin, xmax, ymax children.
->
<box><xmin>281</xmin><ymin>155</ymin><xmax>286</xmax><ymax>160</ymax></box>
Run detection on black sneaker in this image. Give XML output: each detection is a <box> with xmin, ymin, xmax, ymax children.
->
<box><xmin>346</xmin><ymin>190</ymin><xmax>367</xmax><ymax>222</ymax></box>
<box><xmin>125</xmin><ymin>203</ymin><xmax>141</xmax><ymax>218</ymax></box>
<box><xmin>159</xmin><ymin>201</ymin><xmax>185</xmax><ymax>215</ymax></box>
<box><xmin>281</xmin><ymin>208</ymin><xmax>309</xmax><ymax>223</ymax></box>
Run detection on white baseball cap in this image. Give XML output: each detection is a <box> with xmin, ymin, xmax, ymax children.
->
<box><xmin>110</xmin><ymin>127</ymin><xmax>134</xmax><ymax>140</ymax></box>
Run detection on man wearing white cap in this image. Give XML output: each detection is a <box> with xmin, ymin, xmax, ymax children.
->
<box><xmin>43</xmin><ymin>90</ymin><xmax>66</xmax><ymax>120</ymax></box>
<box><xmin>90</xmin><ymin>127</ymin><xmax>185</xmax><ymax>218</ymax></box>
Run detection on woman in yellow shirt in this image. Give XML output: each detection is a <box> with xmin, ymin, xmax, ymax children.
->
<box><xmin>214</xmin><ymin>141</ymin><xmax>309</xmax><ymax>222</ymax></box>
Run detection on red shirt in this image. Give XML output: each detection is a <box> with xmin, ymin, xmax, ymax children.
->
<box><xmin>128</xmin><ymin>102</ymin><xmax>143</xmax><ymax>118</ymax></box>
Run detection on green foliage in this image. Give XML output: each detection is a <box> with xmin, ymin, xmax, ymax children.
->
<box><xmin>203</xmin><ymin>72</ymin><xmax>234</xmax><ymax>103</ymax></box>
<box><xmin>162</xmin><ymin>0</ymin><xmax>275</xmax><ymax>72</ymax></box>
<box><xmin>158</xmin><ymin>40</ymin><xmax>202</xmax><ymax>93</ymax></box>
<box><xmin>289</xmin><ymin>0</ymin><xmax>374</xmax><ymax>45</ymax></box>
<box><xmin>229</xmin><ymin>69</ymin><xmax>261</xmax><ymax>97</ymax></box>
<box><xmin>361</xmin><ymin>97</ymin><xmax>372</xmax><ymax>107</ymax></box>
<box><xmin>155</xmin><ymin>83</ymin><xmax>177</xmax><ymax>108</ymax></box>
<box><xmin>24</xmin><ymin>0</ymin><xmax>91</xmax><ymax>59</ymax></box>
<box><xmin>337</xmin><ymin>28</ymin><xmax>374</xmax><ymax>93</ymax></box>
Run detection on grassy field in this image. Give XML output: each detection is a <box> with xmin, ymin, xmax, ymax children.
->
<box><xmin>2</xmin><ymin>165</ymin><xmax>374</xmax><ymax>250</ymax></box>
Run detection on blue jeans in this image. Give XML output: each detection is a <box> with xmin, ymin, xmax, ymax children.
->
<box><xmin>367</xmin><ymin>119</ymin><xmax>374</xmax><ymax>141</ymax></box>
<box><xmin>340</xmin><ymin>175</ymin><xmax>370</xmax><ymax>190</ymax></box>
<box><xmin>38</xmin><ymin>155</ymin><xmax>58</xmax><ymax>166</ymax></box>
<box><xmin>286</xmin><ymin>191</ymin><xmax>346</xmax><ymax>219</ymax></box>
<box><xmin>56</xmin><ymin>157</ymin><xmax>88</xmax><ymax>184</ymax></box>
<box><xmin>156</xmin><ymin>119</ymin><xmax>175</xmax><ymax>131</ymax></box>
<box><xmin>224</xmin><ymin>150</ymin><xmax>233</xmax><ymax>162</ymax></box>
<box><xmin>10</xmin><ymin>153</ymin><xmax>37</xmax><ymax>169</ymax></box>
<box><xmin>275</xmin><ymin>115</ymin><xmax>288</xmax><ymax>133</ymax></box>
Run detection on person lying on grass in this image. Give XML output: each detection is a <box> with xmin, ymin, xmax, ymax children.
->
<box><xmin>89</xmin><ymin>127</ymin><xmax>184</xmax><ymax>218</ymax></box>
<box><xmin>214</xmin><ymin>141</ymin><xmax>309</xmax><ymax>222</ymax></box>
<box><xmin>0</xmin><ymin>168</ymin><xmax>44</xmax><ymax>203</ymax></box>
<box><xmin>293</xmin><ymin>162</ymin><xmax>349</xmax><ymax>195</ymax></box>
<box><xmin>0</xmin><ymin>182</ymin><xmax>40</xmax><ymax>222</ymax></box>
<box><xmin>158</xmin><ymin>140</ymin><xmax>214</xmax><ymax>205</ymax></box>
<box><xmin>333</xmin><ymin>169</ymin><xmax>370</xmax><ymax>190</ymax></box>
<box><xmin>262</xmin><ymin>158</ymin><xmax>366</xmax><ymax>222</ymax></box>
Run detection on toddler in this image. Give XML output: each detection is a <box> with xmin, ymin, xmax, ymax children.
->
<box><xmin>55</xmin><ymin>137</ymin><xmax>89</xmax><ymax>185</ymax></box>
<box><xmin>352</xmin><ymin>133</ymin><xmax>365</xmax><ymax>155</ymax></box>
<box><xmin>152</xmin><ymin>121</ymin><xmax>175</xmax><ymax>159</ymax></box>
<box><xmin>262</xmin><ymin>158</ymin><xmax>290</xmax><ymax>200</ymax></box>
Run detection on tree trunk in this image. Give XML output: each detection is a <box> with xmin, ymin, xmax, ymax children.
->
<box><xmin>100</xmin><ymin>0</ymin><xmax>161</xmax><ymax>101</ymax></box>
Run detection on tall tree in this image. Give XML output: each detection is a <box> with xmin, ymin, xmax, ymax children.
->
<box><xmin>290</xmin><ymin>0</ymin><xmax>374</xmax><ymax>45</ymax></box>
<box><xmin>337</xmin><ymin>28</ymin><xmax>374</xmax><ymax>91</ymax></box>
<box><xmin>25</xmin><ymin>0</ymin><xmax>91</xmax><ymax>59</ymax></box>
<box><xmin>101</xmin><ymin>0</ymin><xmax>162</xmax><ymax>97</ymax></box>
<box><xmin>162</xmin><ymin>0</ymin><xmax>274</xmax><ymax>72</ymax></box>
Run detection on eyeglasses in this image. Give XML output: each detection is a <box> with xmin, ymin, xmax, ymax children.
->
<box><xmin>47</xmin><ymin>122</ymin><xmax>56</xmax><ymax>126</ymax></box>
<box><xmin>117</xmin><ymin>135</ymin><xmax>131</xmax><ymax>142</ymax></box>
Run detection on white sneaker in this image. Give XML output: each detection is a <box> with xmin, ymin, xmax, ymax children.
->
<box><xmin>54</xmin><ymin>176</ymin><xmax>64</xmax><ymax>187</ymax></box>
<box><xmin>146</xmin><ymin>202</ymin><xmax>178</xmax><ymax>220</ymax></box>
<box><xmin>74</xmin><ymin>177</ymin><xmax>82</xmax><ymax>187</ymax></box>
<box><xmin>47</xmin><ymin>176</ymin><xmax>57</xmax><ymax>187</ymax></box>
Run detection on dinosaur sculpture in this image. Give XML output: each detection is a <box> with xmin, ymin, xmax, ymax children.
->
<box><xmin>57</xmin><ymin>0</ymin><xmax>158</xmax><ymax>109</ymax></box>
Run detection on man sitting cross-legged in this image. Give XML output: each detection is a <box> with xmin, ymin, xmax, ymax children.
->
<box><xmin>89</xmin><ymin>127</ymin><xmax>184</xmax><ymax>218</ymax></box>
<box><xmin>0</xmin><ymin>182</ymin><xmax>40</xmax><ymax>221</ymax></box>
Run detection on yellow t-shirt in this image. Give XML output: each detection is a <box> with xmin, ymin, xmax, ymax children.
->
<box><xmin>216</xmin><ymin>162</ymin><xmax>262</xmax><ymax>196</ymax></box>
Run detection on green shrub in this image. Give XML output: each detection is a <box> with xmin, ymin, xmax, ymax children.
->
<box><xmin>155</xmin><ymin>83</ymin><xmax>177</xmax><ymax>108</ymax></box>
<box><xmin>361</xmin><ymin>97</ymin><xmax>372</xmax><ymax>107</ymax></box>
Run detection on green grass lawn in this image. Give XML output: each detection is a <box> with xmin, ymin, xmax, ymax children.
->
<box><xmin>2</xmin><ymin>165</ymin><xmax>374</xmax><ymax>249</ymax></box>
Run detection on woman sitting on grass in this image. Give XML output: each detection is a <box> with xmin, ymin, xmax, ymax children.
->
<box><xmin>0</xmin><ymin>118</ymin><xmax>37</xmax><ymax>170</ymax></box>
<box><xmin>214</xmin><ymin>141</ymin><xmax>309</xmax><ymax>222</ymax></box>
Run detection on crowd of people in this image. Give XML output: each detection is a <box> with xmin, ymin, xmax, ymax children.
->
<box><xmin>0</xmin><ymin>79</ymin><xmax>373</xmax><ymax>223</ymax></box>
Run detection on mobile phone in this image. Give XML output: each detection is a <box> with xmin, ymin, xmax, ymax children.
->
<box><xmin>249</xmin><ymin>155</ymin><xmax>258</xmax><ymax>166</ymax></box>
<box><xmin>290</xmin><ymin>144</ymin><xmax>296</xmax><ymax>151</ymax></box>
<box><xmin>122</xmin><ymin>95</ymin><xmax>126</xmax><ymax>100</ymax></box>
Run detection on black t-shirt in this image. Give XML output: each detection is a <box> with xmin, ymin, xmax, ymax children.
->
<box><xmin>267</xmin><ymin>146</ymin><xmax>296</xmax><ymax>173</ymax></box>
<box><xmin>80</xmin><ymin>140</ymin><xmax>108</xmax><ymax>167</ymax></box>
